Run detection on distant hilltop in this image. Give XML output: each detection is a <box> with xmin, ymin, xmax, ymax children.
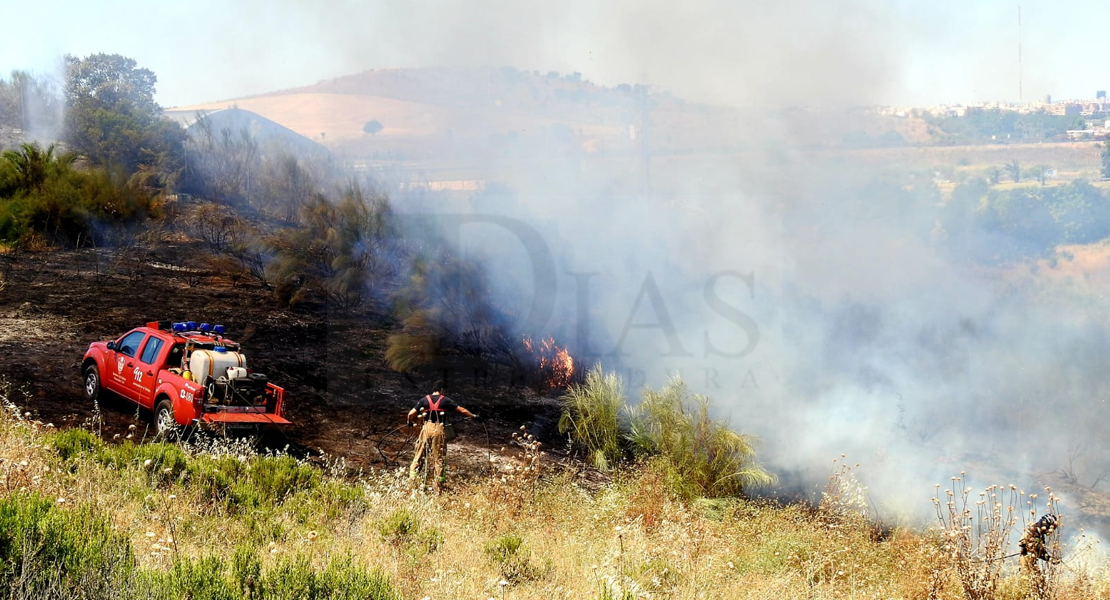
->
<box><xmin>166</xmin><ymin>66</ymin><xmax>937</xmax><ymax>159</ymax></box>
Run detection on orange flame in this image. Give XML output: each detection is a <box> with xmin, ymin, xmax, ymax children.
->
<box><xmin>522</xmin><ymin>336</ymin><xmax>575</xmax><ymax>391</ymax></box>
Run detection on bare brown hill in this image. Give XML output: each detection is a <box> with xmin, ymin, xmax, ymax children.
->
<box><xmin>170</xmin><ymin>66</ymin><xmax>929</xmax><ymax>159</ymax></box>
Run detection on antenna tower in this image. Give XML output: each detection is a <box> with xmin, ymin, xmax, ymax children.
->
<box><xmin>1018</xmin><ymin>6</ymin><xmax>1023</xmax><ymax>103</ymax></box>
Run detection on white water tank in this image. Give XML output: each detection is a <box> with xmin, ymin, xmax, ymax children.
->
<box><xmin>189</xmin><ymin>349</ymin><xmax>247</xmax><ymax>385</ymax></box>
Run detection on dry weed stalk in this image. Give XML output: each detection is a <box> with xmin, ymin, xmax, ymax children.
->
<box><xmin>931</xmin><ymin>473</ymin><xmax>1063</xmax><ymax>600</ymax></box>
<box><xmin>486</xmin><ymin>425</ymin><xmax>545</xmax><ymax>512</ymax></box>
<box><xmin>820</xmin><ymin>456</ymin><xmax>870</xmax><ymax>526</ymax></box>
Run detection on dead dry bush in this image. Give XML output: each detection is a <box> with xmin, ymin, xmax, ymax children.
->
<box><xmin>185</xmin><ymin>202</ymin><xmax>244</xmax><ymax>254</ymax></box>
<box><xmin>932</xmin><ymin>473</ymin><xmax>1063</xmax><ymax>600</ymax></box>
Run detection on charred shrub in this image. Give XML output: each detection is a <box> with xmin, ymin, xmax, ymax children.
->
<box><xmin>268</xmin><ymin>184</ymin><xmax>395</xmax><ymax>310</ymax></box>
<box><xmin>386</xmin><ymin>254</ymin><xmax>517</xmax><ymax>379</ymax></box>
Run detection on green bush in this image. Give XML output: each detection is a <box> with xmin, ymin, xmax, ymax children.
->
<box><xmin>260</xmin><ymin>555</ymin><xmax>400</xmax><ymax>600</ymax></box>
<box><xmin>168</xmin><ymin>555</ymin><xmax>240</xmax><ymax>600</ymax></box>
<box><xmin>48</xmin><ymin>427</ymin><xmax>104</xmax><ymax>461</ymax></box>
<box><xmin>558</xmin><ymin>365</ymin><xmax>626</xmax><ymax>470</ymax></box>
<box><xmin>94</xmin><ymin>441</ymin><xmax>190</xmax><ymax>485</ymax></box>
<box><xmin>730</xmin><ymin>531</ymin><xmax>814</xmax><ymax>576</ymax></box>
<box><xmin>128</xmin><ymin>553</ymin><xmax>399</xmax><ymax>600</ymax></box>
<box><xmin>628</xmin><ymin>377</ymin><xmax>774</xmax><ymax>499</ymax></box>
<box><xmin>181</xmin><ymin>454</ymin><xmax>318</xmax><ymax>511</ymax></box>
<box><xmin>232</xmin><ymin>544</ymin><xmax>262</xmax><ymax>598</ymax></box>
<box><xmin>379</xmin><ymin>508</ymin><xmax>419</xmax><ymax>544</ymax></box>
<box><xmin>0</xmin><ymin>492</ymin><xmax>134</xmax><ymax>597</ymax></box>
<box><xmin>247</xmin><ymin>455</ymin><xmax>320</xmax><ymax>505</ymax></box>
<box><xmin>0</xmin><ymin>142</ymin><xmax>158</xmax><ymax>246</ymax></box>
<box><xmin>185</xmin><ymin>454</ymin><xmax>246</xmax><ymax>503</ymax></box>
<box><xmin>484</xmin><ymin>533</ymin><xmax>546</xmax><ymax>585</ymax></box>
<box><xmin>595</xmin><ymin>581</ymin><xmax>636</xmax><ymax>600</ymax></box>
<box><xmin>53</xmin><ymin>433</ymin><xmax>317</xmax><ymax>509</ymax></box>
<box><xmin>378</xmin><ymin>509</ymin><xmax>442</xmax><ymax>558</ymax></box>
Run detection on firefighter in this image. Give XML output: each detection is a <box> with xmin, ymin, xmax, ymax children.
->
<box><xmin>1019</xmin><ymin>514</ymin><xmax>1059</xmax><ymax>595</ymax></box>
<box><xmin>406</xmin><ymin>384</ymin><xmax>476</xmax><ymax>491</ymax></box>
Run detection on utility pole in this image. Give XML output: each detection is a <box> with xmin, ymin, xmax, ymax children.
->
<box><xmin>640</xmin><ymin>85</ymin><xmax>651</xmax><ymax>197</ymax></box>
<box><xmin>17</xmin><ymin>74</ymin><xmax>26</xmax><ymax>131</ymax></box>
<box><xmin>1018</xmin><ymin>6</ymin><xmax>1023</xmax><ymax>103</ymax></box>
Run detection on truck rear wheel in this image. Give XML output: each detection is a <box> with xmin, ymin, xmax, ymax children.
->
<box><xmin>83</xmin><ymin>365</ymin><xmax>101</xmax><ymax>403</ymax></box>
<box><xmin>154</xmin><ymin>399</ymin><xmax>177</xmax><ymax>438</ymax></box>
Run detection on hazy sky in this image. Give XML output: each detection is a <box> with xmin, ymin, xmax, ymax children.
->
<box><xmin>0</xmin><ymin>0</ymin><xmax>1107</xmax><ymax>108</ymax></box>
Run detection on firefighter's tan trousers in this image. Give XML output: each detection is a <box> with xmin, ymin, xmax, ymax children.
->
<box><xmin>410</xmin><ymin>422</ymin><xmax>446</xmax><ymax>488</ymax></box>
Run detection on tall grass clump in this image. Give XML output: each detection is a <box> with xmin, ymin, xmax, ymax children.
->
<box><xmin>628</xmin><ymin>376</ymin><xmax>774</xmax><ymax>499</ymax></box>
<box><xmin>558</xmin><ymin>364</ymin><xmax>625</xmax><ymax>470</ymax></box>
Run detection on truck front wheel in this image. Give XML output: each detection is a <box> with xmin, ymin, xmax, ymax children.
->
<box><xmin>83</xmin><ymin>365</ymin><xmax>101</xmax><ymax>403</ymax></box>
<box><xmin>154</xmin><ymin>399</ymin><xmax>177</xmax><ymax>437</ymax></box>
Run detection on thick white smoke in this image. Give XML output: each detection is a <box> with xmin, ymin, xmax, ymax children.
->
<box><xmin>316</xmin><ymin>1</ymin><xmax>1110</xmax><ymax>524</ymax></box>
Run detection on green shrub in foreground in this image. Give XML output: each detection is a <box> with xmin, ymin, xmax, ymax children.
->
<box><xmin>484</xmin><ymin>532</ymin><xmax>547</xmax><ymax>585</ymax></box>
<box><xmin>47</xmin><ymin>427</ymin><xmax>104</xmax><ymax>461</ymax></box>
<box><xmin>379</xmin><ymin>508</ymin><xmax>443</xmax><ymax>559</ymax></box>
<box><xmin>0</xmin><ymin>492</ymin><xmax>134</xmax><ymax>597</ymax></box>
<box><xmin>49</xmin><ymin>432</ymin><xmax>323</xmax><ymax>510</ymax></box>
<box><xmin>131</xmin><ymin>553</ymin><xmax>400</xmax><ymax>600</ymax></box>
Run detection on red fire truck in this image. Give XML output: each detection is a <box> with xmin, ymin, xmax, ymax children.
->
<box><xmin>81</xmin><ymin>321</ymin><xmax>289</xmax><ymax>434</ymax></box>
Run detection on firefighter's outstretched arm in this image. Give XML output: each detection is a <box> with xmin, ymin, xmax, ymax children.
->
<box><xmin>406</xmin><ymin>408</ymin><xmax>418</xmax><ymax>425</ymax></box>
<box><xmin>456</xmin><ymin>406</ymin><xmax>476</xmax><ymax>419</ymax></box>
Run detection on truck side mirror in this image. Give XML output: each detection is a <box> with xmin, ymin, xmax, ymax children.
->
<box><xmin>106</xmin><ymin>341</ymin><xmax>116</xmax><ymax>351</ymax></box>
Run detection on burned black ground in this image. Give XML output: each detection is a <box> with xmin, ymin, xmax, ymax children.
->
<box><xmin>0</xmin><ymin>241</ymin><xmax>566</xmax><ymax>478</ymax></box>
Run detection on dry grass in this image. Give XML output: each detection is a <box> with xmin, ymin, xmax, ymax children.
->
<box><xmin>4</xmin><ymin>383</ymin><xmax>1110</xmax><ymax>599</ymax></box>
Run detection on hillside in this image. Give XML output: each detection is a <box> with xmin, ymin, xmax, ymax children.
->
<box><xmin>170</xmin><ymin>67</ymin><xmax>930</xmax><ymax>160</ymax></box>
<box><xmin>5</xmin><ymin>389</ymin><xmax>1110</xmax><ymax>599</ymax></box>
<box><xmin>2</xmin><ymin>236</ymin><xmax>1110</xmax><ymax>599</ymax></box>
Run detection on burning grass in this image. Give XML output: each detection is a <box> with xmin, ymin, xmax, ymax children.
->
<box><xmin>3</xmin><ymin>380</ymin><xmax>1110</xmax><ymax>599</ymax></box>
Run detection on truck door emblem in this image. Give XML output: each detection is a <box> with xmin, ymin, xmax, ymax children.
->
<box><xmin>117</xmin><ymin>357</ymin><xmax>125</xmax><ymax>373</ymax></box>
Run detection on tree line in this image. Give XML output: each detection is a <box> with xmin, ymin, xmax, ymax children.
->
<box><xmin>922</xmin><ymin>108</ymin><xmax>1087</xmax><ymax>145</ymax></box>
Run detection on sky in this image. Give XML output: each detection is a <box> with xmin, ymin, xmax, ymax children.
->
<box><xmin>1</xmin><ymin>0</ymin><xmax>1108</xmax><ymax>108</ymax></box>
